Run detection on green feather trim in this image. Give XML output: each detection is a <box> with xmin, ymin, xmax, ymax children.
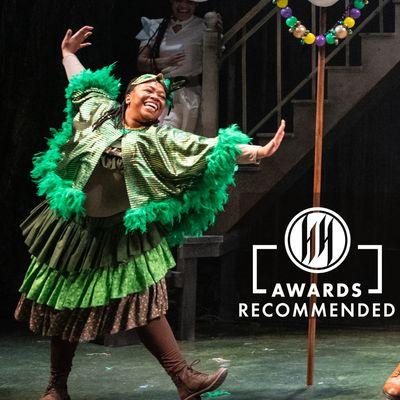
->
<box><xmin>124</xmin><ymin>124</ymin><xmax>251</xmax><ymax>247</ymax></box>
<box><xmin>30</xmin><ymin>64</ymin><xmax>121</xmax><ymax>219</ymax></box>
<box><xmin>65</xmin><ymin>63</ymin><xmax>120</xmax><ymax>103</ymax></box>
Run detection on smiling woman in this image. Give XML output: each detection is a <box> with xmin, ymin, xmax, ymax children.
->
<box><xmin>14</xmin><ymin>25</ymin><xmax>285</xmax><ymax>400</ymax></box>
<box><xmin>125</xmin><ymin>78</ymin><xmax>167</xmax><ymax>124</ymax></box>
<box><xmin>171</xmin><ymin>0</ymin><xmax>199</xmax><ymax>21</ymax></box>
<box><xmin>92</xmin><ymin>73</ymin><xmax>169</xmax><ymax>133</ymax></box>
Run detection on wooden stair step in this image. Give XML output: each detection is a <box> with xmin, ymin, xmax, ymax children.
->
<box><xmin>238</xmin><ymin>164</ymin><xmax>261</xmax><ymax>172</ymax></box>
<box><xmin>326</xmin><ymin>66</ymin><xmax>364</xmax><ymax>72</ymax></box>
<box><xmin>359</xmin><ymin>32</ymin><xmax>396</xmax><ymax>38</ymax></box>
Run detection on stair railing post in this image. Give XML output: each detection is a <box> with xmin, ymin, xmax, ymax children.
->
<box><xmin>276</xmin><ymin>9</ymin><xmax>282</xmax><ymax>127</ymax></box>
<box><xmin>241</xmin><ymin>26</ymin><xmax>248</xmax><ymax>132</ymax></box>
<box><xmin>379</xmin><ymin>0</ymin><xmax>384</xmax><ymax>32</ymax></box>
<box><xmin>177</xmin><ymin>256</ymin><xmax>198</xmax><ymax>341</ymax></box>
<box><xmin>201</xmin><ymin>12</ymin><xmax>221</xmax><ymax>137</ymax></box>
<box><xmin>345</xmin><ymin>0</ymin><xmax>350</xmax><ymax>66</ymax></box>
<box><xmin>394</xmin><ymin>0</ymin><xmax>400</xmax><ymax>31</ymax></box>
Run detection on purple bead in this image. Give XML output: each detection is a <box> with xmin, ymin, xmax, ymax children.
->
<box><xmin>350</xmin><ymin>8</ymin><xmax>361</xmax><ymax>19</ymax></box>
<box><xmin>281</xmin><ymin>6</ymin><xmax>293</xmax><ymax>19</ymax></box>
<box><xmin>316</xmin><ymin>35</ymin><xmax>326</xmax><ymax>47</ymax></box>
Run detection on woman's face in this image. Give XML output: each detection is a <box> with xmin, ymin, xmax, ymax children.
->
<box><xmin>125</xmin><ymin>81</ymin><xmax>166</xmax><ymax>122</ymax></box>
<box><xmin>170</xmin><ymin>0</ymin><xmax>197</xmax><ymax>21</ymax></box>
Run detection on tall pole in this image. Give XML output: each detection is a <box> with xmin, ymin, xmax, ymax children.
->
<box><xmin>306</xmin><ymin>6</ymin><xmax>327</xmax><ymax>387</ymax></box>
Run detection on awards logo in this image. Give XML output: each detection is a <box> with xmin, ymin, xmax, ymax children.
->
<box><xmin>284</xmin><ymin>207</ymin><xmax>350</xmax><ymax>274</ymax></box>
<box><xmin>239</xmin><ymin>207</ymin><xmax>393</xmax><ymax>319</ymax></box>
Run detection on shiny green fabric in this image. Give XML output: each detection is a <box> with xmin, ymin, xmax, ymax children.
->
<box><xmin>121</xmin><ymin>125</ymin><xmax>218</xmax><ymax>205</ymax></box>
<box><xmin>19</xmin><ymin>237</ymin><xmax>175</xmax><ymax>310</ymax></box>
<box><xmin>31</xmin><ymin>65</ymin><xmax>252</xmax><ymax>247</ymax></box>
<box><xmin>66</xmin><ymin>90</ymin><xmax>219</xmax><ymax>208</ymax></box>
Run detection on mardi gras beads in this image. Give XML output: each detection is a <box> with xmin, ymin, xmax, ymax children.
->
<box><xmin>273</xmin><ymin>0</ymin><xmax>369</xmax><ymax>47</ymax></box>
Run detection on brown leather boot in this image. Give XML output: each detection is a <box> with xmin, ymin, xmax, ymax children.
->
<box><xmin>39</xmin><ymin>337</ymin><xmax>78</xmax><ymax>400</ymax></box>
<box><xmin>171</xmin><ymin>360</ymin><xmax>228</xmax><ymax>400</ymax></box>
<box><xmin>384</xmin><ymin>364</ymin><xmax>400</xmax><ymax>399</ymax></box>
<box><xmin>39</xmin><ymin>372</ymin><xmax>71</xmax><ymax>400</ymax></box>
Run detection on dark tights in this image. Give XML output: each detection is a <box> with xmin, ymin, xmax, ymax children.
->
<box><xmin>50</xmin><ymin>336</ymin><xmax>78</xmax><ymax>375</ymax></box>
<box><xmin>49</xmin><ymin>316</ymin><xmax>186</xmax><ymax>379</ymax></box>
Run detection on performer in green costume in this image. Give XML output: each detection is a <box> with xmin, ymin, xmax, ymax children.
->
<box><xmin>14</xmin><ymin>26</ymin><xmax>285</xmax><ymax>400</ymax></box>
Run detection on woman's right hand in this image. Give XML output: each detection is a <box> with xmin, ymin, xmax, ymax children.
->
<box><xmin>258</xmin><ymin>119</ymin><xmax>285</xmax><ymax>159</ymax></box>
<box><xmin>157</xmin><ymin>51</ymin><xmax>185</xmax><ymax>70</ymax></box>
<box><xmin>61</xmin><ymin>26</ymin><xmax>94</xmax><ymax>58</ymax></box>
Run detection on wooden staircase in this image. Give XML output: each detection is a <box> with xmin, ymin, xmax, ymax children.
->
<box><xmin>207</xmin><ymin>0</ymin><xmax>400</xmax><ymax>235</ymax></box>
<box><xmin>173</xmin><ymin>0</ymin><xmax>400</xmax><ymax>340</ymax></box>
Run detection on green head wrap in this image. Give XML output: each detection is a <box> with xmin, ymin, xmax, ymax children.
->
<box><xmin>129</xmin><ymin>73</ymin><xmax>187</xmax><ymax>111</ymax></box>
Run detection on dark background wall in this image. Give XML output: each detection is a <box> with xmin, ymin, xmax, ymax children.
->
<box><xmin>196</xmin><ymin>73</ymin><xmax>400</xmax><ymax>328</ymax></box>
<box><xmin>1</xmin><ymin>1</ymin><xmax>399</xmax><ymax>327</ymax></box>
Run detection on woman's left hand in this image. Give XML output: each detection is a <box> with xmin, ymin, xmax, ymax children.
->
<box><xmin>61</xmin><ymin>26</ymin><xmax>94</xmax><ymax>58</ymax></box>
<box><xmin>258</xmin><ymin>119</ymin><xmax>285</xmax><ymax>158</ymax></box>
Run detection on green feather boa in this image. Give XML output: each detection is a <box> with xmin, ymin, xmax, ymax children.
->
<box><xmin>31</xmin><ymin>65</ymin><xmax>251</xmax><ymax>247</ymax></box>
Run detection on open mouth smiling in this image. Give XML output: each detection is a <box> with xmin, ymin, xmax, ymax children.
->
<box><xmin>177</xmin><ymin>8</ymin><xmax>191</xmax><ymax>14</ymax></box>
<box><xmin>144</xmin><ymin>101</ymin><xmax>159</xmax><ymax>112</ymax></box>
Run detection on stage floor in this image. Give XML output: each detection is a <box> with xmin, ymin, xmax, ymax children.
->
<box><xmin>0</xmin><ymin>325</ymin><xmax>397</xmax><ymax>399</ymax></box>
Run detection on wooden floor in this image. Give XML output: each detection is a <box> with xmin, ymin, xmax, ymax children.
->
<box><xmin>0</xmin><ymin>322</ymin><xmax>397</xmax><ymax>399</ymax></box>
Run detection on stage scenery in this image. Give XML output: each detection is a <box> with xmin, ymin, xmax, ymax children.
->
<box><xmin>1</xmin><ymin>0</ymin><xmax>400</xmax><ymax>399</ymax></box>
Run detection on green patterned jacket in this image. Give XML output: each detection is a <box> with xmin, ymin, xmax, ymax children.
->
<box><xmin>31</xmin><ymin>65</ymin><xmax>251</xmax><ymax>247</ymax></box>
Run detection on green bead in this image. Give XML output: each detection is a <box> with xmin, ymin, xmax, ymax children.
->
<box><xmin>286</xmin><ymin>16</ymin><xmax>298</xmax><ymax>28</ymax></box>
<box><xmin>326</xmin><ymin>32</ymin><xmax>336</xmax><ymax>45</ymax></box>
<box><xmin>354</xmin><ymin>0</ymin><xmax>365</xmax><ymax>9</ymax></box>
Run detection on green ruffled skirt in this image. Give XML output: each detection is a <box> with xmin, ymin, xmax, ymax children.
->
<box><xmin>14</xmin><ymin>201</ymin><xmax>176</xmax><ymax>342</ymax></box>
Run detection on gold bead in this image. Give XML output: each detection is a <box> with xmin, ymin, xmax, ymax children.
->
<box><xmin>293</xmin><ymin>25</ymin><xmax>307</xmax><ymax>39</ymax></box>
<box><xmin>335</xmin><ymin>25</ymin><xmax>348</xmax><ymax>39</ymax></box>
<box><xmin>344</xmin><ymin>17</ymin><xmax>355</xmax><ymax>28</ymax></box>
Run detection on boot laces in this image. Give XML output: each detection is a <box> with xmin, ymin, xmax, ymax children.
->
<box><xmin>393</xmin><ymin>369</ymin><xmax>400</xmax><ymax>378</ymax></box>
<box><xmin>172</xmin><ymin>359</ymin><xmax>203</xmax><ymax>385</ymax></box>
<box><xmin>187</xmin><ymin>359</ymin><xmax>204</xmax><ymax>376</ymax></box>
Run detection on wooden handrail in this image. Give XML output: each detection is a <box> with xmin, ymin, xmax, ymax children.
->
<box><xmin>222</xmin><ymin>6</ymin><xmax>278</xmax><ymax>62</ymax></box>
<box><xmin>222</xmin><ymin>0</ymin><xmax>272</xmax><ymax>44</ymax></box>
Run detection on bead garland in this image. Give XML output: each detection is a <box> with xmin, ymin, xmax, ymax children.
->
<box><xmin>273</xmin><ymin>0</ymin><xmax>369</xmax><ymax>46</ymax></box>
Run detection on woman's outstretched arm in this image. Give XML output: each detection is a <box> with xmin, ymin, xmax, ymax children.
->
<box><xmin>236</xmin><ymin>120</ymin><xmax>286</xmax><ymax>164</ymax></box>
<box><xmin>61</xmin><ymin>26</ymin><xmax>93</xmax><ymax>80</ymax></box>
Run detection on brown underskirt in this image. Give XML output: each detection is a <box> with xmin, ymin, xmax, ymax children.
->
<box><xmin>15</xmin><ymin>278</ymin><xmax>169</xmax><ymax>343</ymax></box>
